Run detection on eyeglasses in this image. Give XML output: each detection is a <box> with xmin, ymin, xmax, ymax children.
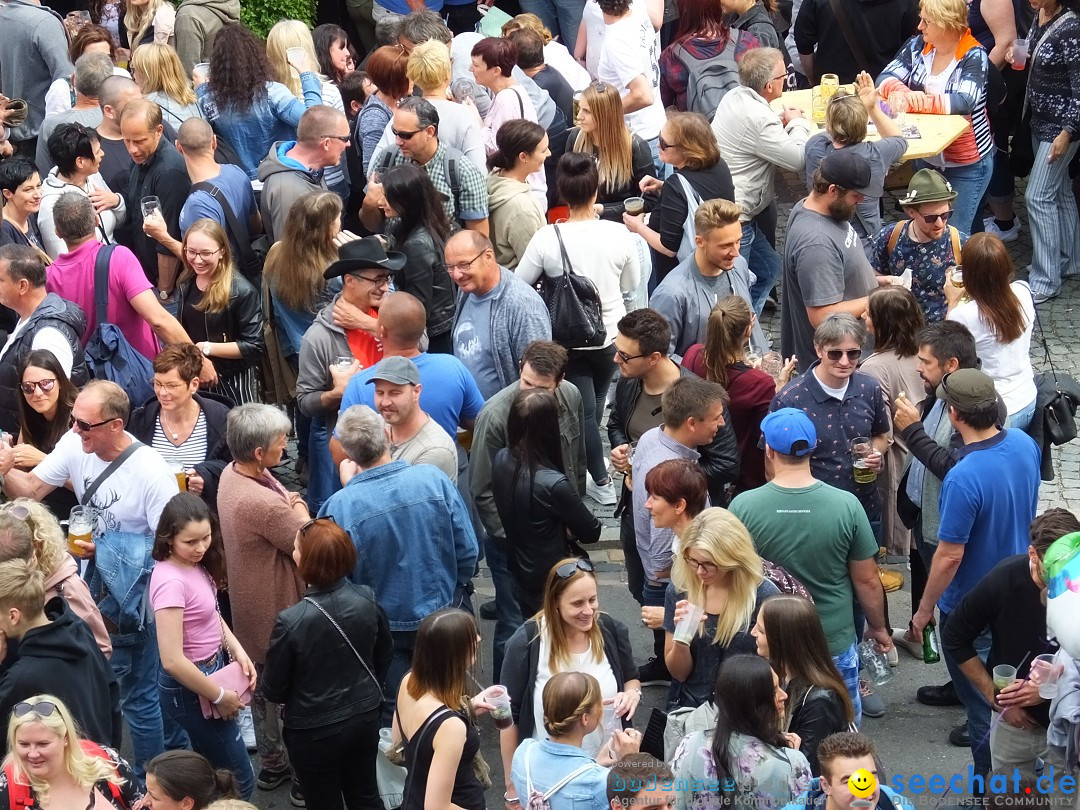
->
<box><xmin>299</xmin><ymin>516</ymin><xmax>337</xmax><ymax>535</ymax></box>
<box><xmin>684</xmin><ymin>555</ymin><xmax>717</xmax><ymax>574</ymax></box>
<box><xmin>19</xmin><ymin>379</ymin><xmax>56</xmax><ymax>394</ymax></box>
<box><xmin>555</xmin><ymin>559</ymin><xmax>594</xmax><ymax>579</ymax></box>
<box><xmin>2</xmin><ymin>503</ymin><xmax>30</xmax><ymax>522</ymax></box>
<box><xmin>392</xmin><ymin>127</ymin><xmax>422</xmax><ymax>140</ymax></box>
<box><xmin>447</xmin><ymin>250</ymin><xmax>487</xmax><ymax>273</ymax></box>
<box><xmin>825</xmin><ymin>349</ymin><xmax>862</xmax><ymax>362</ymax></box>
<box><xmin>152</xmin><ymin>379</ymin><xmax>186</xmax><ymax>392</ymax></box>
<box><xmin>184</xmin><ymin>248</ymin><xmax>222</xmax><ymax>261</ymax></box>
<box><xmin>13</xmin><ymin>701</ymin><xmax>57</xmax><ymax>718</ymax></box>
<box><xmin>658</xmin><ymin>135</ymin><xmax>676</xmax><ymax>151</ymax></box>
<box><xmin>918</xmin><ymin>209</ymin><xmax>954</xmax><ymax>224</ymax></box>
<box><xmin>70</xmin><ymin>415</ymin><xmax>116</xmax><ymax>432</ymax></box>
<box><xmin>614</xmin><ymin>348</ymin><xmax>647</xmax><ymax>363</ymax></box>
<box><xmin>350</xmin><ymin>273</ymin><xmax>391</xmax><ymax>286</ymax></box>
<box><xmin>323</xmin><ymin>134</ymin><xmax>351</xmax><ymax>143</ymax></box>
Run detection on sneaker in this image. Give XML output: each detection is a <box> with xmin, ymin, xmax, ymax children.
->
<box><xmin>879</xmin><ymin>567</ymin><xmax>904</xmax><ymax>593</ymax></box>
<box><xmin>238</xmin><ymin>705</ymin><xmax>256</xmax><ymax>752</ymax></box>
<box><xmin>479</xmin><ymin>599</ymin><xmax>497</xmax><ymax>621</ymax></box>
<box><xmin>1033</xmin><ymin>290</ymin><xmax>1060</xmax><ymax>305</ymax></box>
<box><xmin>885</xmin><ymin>645</ymin><xmax>899</xmax><ymax>668</ymax></box>
<box><xmin>587</xmin><ymin>477</ymin><xmax>618</xmax><ymax>506</ymax></box>
<box><xmin>982</xmin><ymin>216</ymin><xmax>1021</xmax><ymax>242</ymax></box>
<box><xmin>892</xmin><ymin>628</ymin><xmax>923</xmax><ymax>661</ymax></box>
<box><xmin>290</xmin><ymin>782</ymin><xmax>306</xmax><ymax>807</ymax></box>
<box><xmin>859</xmin><ymin>677</ymin><xmax>886</xmax><ymax>719</ymax></box>
<box><xmin>638</xmin><ymin>657</ymin><xmax>671</xmax><ymax>687</ymax></box>
<box><xmin>917</xmin><ymin>681</ymin><xmax>961</xmax><ymax>706</ymax></box>
<box><xmin>257</xmin><ymin>767</ymin><xmax>290</xmax><ymax>791</ymax></box>
<box><xmin>949</xmin><ymin>722</ymin><xmax>971</xmax><ymax>748</ymax></box>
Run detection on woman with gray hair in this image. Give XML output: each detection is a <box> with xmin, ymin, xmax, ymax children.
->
<box><xmin>216</xmin><ymin>404</ymin><xmax>309</xmax><ymax>795</ymax></box>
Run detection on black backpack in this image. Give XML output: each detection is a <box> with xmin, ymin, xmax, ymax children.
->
<box><xmin>191</xmin><ymin>180</ymin><xmax>268</xmax><ymax>285</ymax></box>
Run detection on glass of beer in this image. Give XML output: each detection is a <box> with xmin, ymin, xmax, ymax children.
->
<box><xmin>819</xmin><ymin>73</ymin><xmax>840</xmax><ymax>103</ymax></box>
<box><xmin>850</xmin><ymin>437</ymin><xmax>877</xmax><ymax>484</ymax></box>
<box><xmin>949</xmin><ymin>265</ymin><xmax>964</xmax><ymax>290</ymax></box>
<box><xmin>68</xmin><ymin>506</ymin><xmax>95</xmax><ymax>558</ymax></box>
<box><xmin>169</xmin><ymin>462</ymin><xmax>188</xmax><ymax>491</ymax></box>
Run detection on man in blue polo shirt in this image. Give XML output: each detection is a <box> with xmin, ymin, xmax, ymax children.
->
<box><xmin>910</xmin><ymin>368</ymin><xmax>1041</xmax><ymax>781</ymax></box>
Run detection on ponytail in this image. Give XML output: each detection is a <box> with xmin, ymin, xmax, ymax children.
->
<box><xmin>702</xmin><ymin>295</ymin><xmax>753</xmax><ymax>387</ymax></box>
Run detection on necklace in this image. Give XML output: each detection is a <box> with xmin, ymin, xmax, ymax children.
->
<box><xmin>160</xmin><ymin>406</ymin><xmax>196</xmax><ymax>442</ymax></box>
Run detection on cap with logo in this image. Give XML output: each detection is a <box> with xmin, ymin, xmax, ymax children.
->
<box><xmin>761</xmin><ymin>407</ymin><xmax>817</xmax><ymax>457</ymax></box>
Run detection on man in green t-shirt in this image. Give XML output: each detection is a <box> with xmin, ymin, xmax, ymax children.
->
<box><xmin>729</xmin><ymin>407</ymin><xmax>892</xmax><ymax>723</ymax></box>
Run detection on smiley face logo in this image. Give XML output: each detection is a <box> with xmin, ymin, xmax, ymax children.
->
<box><xmin>848</xmin><ymin>768</ymin><xmax>877</xmax><ymax>799</ymax></box>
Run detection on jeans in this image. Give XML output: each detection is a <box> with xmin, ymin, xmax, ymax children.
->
<box><xmin>923</xmin><ymin>152</ymin><xmax>993</xmax><ymax>237</ymax></box>
<box><xmin>740</xmin><ymin>217</ymin><xmax>782</xmax><ymax>316</ymax></box>
<box><xmin>618</xmin><ymin>491</ymin><xmax>645</xmax><ymax>604</ymax></box>
<box><xmin>306</xmin><ymin>417</ymin><xmax>341</xmax><ymax>513</ymax></box>
<box><xmin>940</xmin><ymin>608</ymin><xmax>993</xmax><ymax>779</ymax></box>
<box><xmin>284</xmin><ymin>709</ymin><xmax>383</xmax><ymax>810</ymax></box>
<box><xmin>484</xmin><ymin>532</ymin><xmax>523</xmax><ymax>682</ymax></box>
<box><xmin>517</xmin><ymin>0</ymin><xmax>585</xmax><ymax>61</ymax></box>
<box><xmin>1025</xmin><ymin>136</ymin><xmax>1080</xmax><ymax>297</ymax></box>
<box><xmin>111</xmin><ymin>632</ymin><xmax>167</xmax><ymax>779</ymax></box>
<box><xmin>646</xmin><ymin>136</ymin><xmax>662</xmax><ymax>178</ymax></box>
<box><xmin>384</xmin><ymin>629</ymin><xmax>417</xmax><ymax>726</ymax></box>
<box><xmin>565</xmin><ymin>345</ymin><xmax>618</xmax><ymax>484</ymax></box>
<box><xmin>1005</xmin><ymin>399</ymin><xmax>1037</xmax><ymax>432</ymax></box>
<box><xmin>158</xmin><ymin>651</ymin><xmax>256</xmax><ymax>799</ymax></box>
<box><xmin>642</xmin><ymin>579</ymin><xmax>667</xmax><ymax>663</ymax></box>
<box><xmin>832</xmin><ymin>642</ymin><xmax>863</xmax><ymax>727</ymax></box>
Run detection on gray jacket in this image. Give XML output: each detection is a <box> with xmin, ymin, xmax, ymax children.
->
<box><xmin>257</xmin><ymin>141</ymin><xmax>327</xmax><ymax>244</ymax></box>
<box><xmin>651</xmin><ymin>252</ymin><xmax>769</xmax><ymax>361</ymax></box>
<box><xmin>295</xmin><ymin>296</ymin><xmax>352</xmax><ymax>429</ymax></box>
<box><xmin>0</xmin><ymin>0</ymin><xmax>74</xmax><ymax>141</ymax></box>
<box><xmin>452</xmin><ymin>266</ymin><xmax>551</xmax><ymax>393</ymax></box>
<box><xmin>174</xmin><ymin>0</ymin><xmax>240</xmax><ymax>74</ymax></box>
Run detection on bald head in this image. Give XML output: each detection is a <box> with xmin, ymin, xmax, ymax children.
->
<box><xmin>177</xmin><ymin>117</ymin><xmax>215</xmax><ymax>156</ymax></box>
<box><xmin>296</xmin><ymin>105</ymin><xmax>349</xmax><ymax>145</ymax></box>
<box><xmin>446</xmin><ymin>229</ymin><xmax>491</xmax><ymax>256</ymax></box>
<box><xmin>378</xmin><ymin>291</ymin><xmax>428</xmax><ymax>347</ymax></box>
<box><xmin>99</xmin><ymin>75</ymin><xmax>140</xmax><ymax>118</ymax></box>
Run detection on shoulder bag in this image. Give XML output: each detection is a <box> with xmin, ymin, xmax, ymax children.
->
<box><xmin>303</xmin><ymin>595</ymin><xmax>385</xmax><ymax>700</ymax></box>
<box><xmin>538</xmin><ymin>224</ymin><xmax>606</xmax><ymax>349</ymax></box>
<box><xmin>191</xmin><ymin>181</ymin><xmax>268</xmax><ymax>284</ymax></box>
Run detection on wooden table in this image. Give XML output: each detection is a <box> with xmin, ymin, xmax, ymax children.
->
<box><xmin>774</xmin><ymin>88</ymin><xmax>970</xmax><ymax>162</ymax></box>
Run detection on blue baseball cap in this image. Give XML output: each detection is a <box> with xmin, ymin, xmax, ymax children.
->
<box><xmin>761</xmin><ymin>408</ymin><xmax>817</xmax><ymax>457</ymax></box>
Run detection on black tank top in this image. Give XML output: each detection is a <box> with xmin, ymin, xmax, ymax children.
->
<box><xmin>403</xmin><ymin>707</ymin><xmax>485</xmax><ymax>810</ymax></box>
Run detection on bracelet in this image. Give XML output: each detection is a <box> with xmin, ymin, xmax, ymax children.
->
<box><xmin>212</xmin><ymin>687</ymin><xmax>226</xmax><ymax>705</ymax></box>
<box><xmin>629</xmin><ymin>687</ymin><xmax>642</xmax><ymax>696</ymax></box>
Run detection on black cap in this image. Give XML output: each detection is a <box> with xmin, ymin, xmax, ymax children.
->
<box><xmin>820</xmin><ymin>150</ymin><xmax>872</xmax><ymax>195</ymax></box>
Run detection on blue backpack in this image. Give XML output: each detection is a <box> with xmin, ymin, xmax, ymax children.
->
<box><xmin>84</xmin><ymin>245</ymin><xmax>155</xmax><ymax>405</ymax></box>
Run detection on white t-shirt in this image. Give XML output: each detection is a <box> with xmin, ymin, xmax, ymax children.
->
<box><xmin>35</xmin><ymin>431</ymin><xmax>180</xmax><ymax>535</ymax></box>
<box><xmin>597</xmin><ymin>9</ymin><xmax>664</xmax><ymax>141</ymax></box>
<box><xmin>514</xmin><ymin>220</ymin><xmax>640</xmax><ymax>345</ymax></box>
<box><xmin>531</xmin><ymin>619</ymin><xmax>619</xmax><ymax>757</ymax></box>
<box><xmin>947</xmin><ymin>281</ymin><xmax>1037</xmax><ymax>414</ymax></box>
<box><xmin>0</xmin><ymin>320</ymin><xmax>74</xmax><ymax>373</ymax></box>
<box><xmin>544</xmin><ymin>42</ymin><xmax>592</xmax><ymax>91</ymax></box>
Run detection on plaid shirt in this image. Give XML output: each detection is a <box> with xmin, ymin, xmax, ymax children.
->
<box><xmin>383</xmin><ymin>141</ymin><xmax>489</xmax><ymax>225</ymax></box>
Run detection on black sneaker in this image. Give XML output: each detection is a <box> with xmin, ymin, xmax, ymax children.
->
<box><xmin>638</xmin><ymin>657</ymin><xmax>671</xmax><ymax>687</ymax></box>
<box><xmin>290</xmin><ymin>782</ymin><xmax>306</xmax><ymax>807</ymax></box>
<box><xmin>479</xmin><ymin>599</ymin><xmax>497</xmax><ymax>621</ymax></box>
<box><xmin>257</xmin><ymin>767</ymin><xmax>290</xmax><ymax>791</ymax></box>
<box><xmin>949</xmin><ymin>722</ymin><xmax>970</xmax><ymax>748</ymax></box>
<box><xmin>917</xmin><ymin>681</ymin><xmax>961</xmax><ymax>707</ymax></box>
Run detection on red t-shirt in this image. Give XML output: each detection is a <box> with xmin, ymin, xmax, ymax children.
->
<box><xmin>344</xmin><ymin>309</ymin><xmax>384</xmax><ymax>369</ymax></box>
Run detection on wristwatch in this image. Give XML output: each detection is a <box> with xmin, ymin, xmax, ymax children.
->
<box><xmin>158</xmin><ymin>289</ymin><xmax>173</xmax><ymax>301</ymax></box>
<box><xmin>199</xmin><ymin>342</ymin><xmax>212</xmax><ymax>357</ymax></box>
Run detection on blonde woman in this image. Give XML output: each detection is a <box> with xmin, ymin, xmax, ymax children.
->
<box><xmin>0</xmin><ymin>695</ymin><xmax>143</xmax><ymax>809</ymax></box>
<box><xmin>663</xmin><ymin>508</ymin><xmax>780</xmax><ymax>709</ymax></box>
<box><xmin>131</xmin><ymin>43</ymin><xmax>203</xmax><ymax>127</ymax></box>
<box><xmin>568</xmin><ymin>81</ymin><xmax>655</xmax><ymax>220</ymax></box>
<box><xmin>125</xmin><ymin>0</ymin><xmax>175</xmax><ymax>48</ymax></box>
<box><xmin>266</xmin><ymin>20</ymin><xmax>349</xmax><ymax>199</ymax></box>
<box><xmin>175</xmin><ymin>219</ymin><xmax>264</xmax><ymax>405</ymax></box>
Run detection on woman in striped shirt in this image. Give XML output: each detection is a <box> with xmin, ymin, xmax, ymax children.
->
<box><xmin>876</xmin><ymin>0</ymin><xmax>994</xmax><ymax>235</ymax></box>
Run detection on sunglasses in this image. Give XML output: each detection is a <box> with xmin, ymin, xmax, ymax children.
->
<box><xmin>657</xmin><ymin>135</ymin><xmax>676</xmax><ymax>151</ymax></box>
<box><xmin>299</xmin><ymin>516</ymin><xmax>337</xmax><ymax>535</ymax></box>
<box><xmin>70</xmin><ymin>415</ymin><xmax>116</xmax><ymax>432</ymax></box>
<box><xmin>825</xmin><ymin>349</ymin><xmax>862</xmax><ymax>362</ymax></box>
<box><xmin>918</xmin><ymin>209</ymin><xmax>954</xmax><ymax>224</ymax></box>
<box><xmin>323</xmin><ymin>134</ymin><xmax>351</xmax><ymax>143</ymax></box>
<box><xmin>14</xmin><ymin>700</ymin><xmax>57</xmax><ymax>718</ymax></box>
<box><xmin>20</xmin><ymin>378</ymin><xmax>56</xmax><ymax>394</ymax></box>
<box><xmin>3</xmin><ymin>503</ymin><xmax>30</xmax><ymax>522</ymax></box>
<box><xmin>555</xmin><ymin>559</ymin><xmax>594</xmax><ymax>579</ymax></box>
<box><xmin>392</xmin><ymin>128</ymin><xmax>421</xmax><ymax>140</ymax></box>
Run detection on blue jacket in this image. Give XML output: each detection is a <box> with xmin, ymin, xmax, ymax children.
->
<box><xmin>510</xmin><ymin>738</ymin><xmax>609</xmax><ymax>810</ymax></box>
<box><xmin>85</xmin><ymin>531</ymin><xmax>155</xmax><ymax>646</ymax></box>
<box><xmin>318</xmin><ymin>460</ymin><xmax>478</xmax><ymax>631</ymax></box>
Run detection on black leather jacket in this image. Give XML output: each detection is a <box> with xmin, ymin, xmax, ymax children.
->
<box><xmin>608</xmin><ymin>363</ymin><xmax>741</xmax><ymax>505</ymax></box>
<box><xmin>263</xmin><ymin>579</ymin><xmax>393</xmax><ymax>730</ymax></box>
<box><xmin>394</xmin><ymin>226</ymin><xmax>456</xmax><ymax>338</ymax></box>
<box><xmin>175</xmin><ymin>271</ymin><xmax>264</xmax><ymax>380</ymax></box>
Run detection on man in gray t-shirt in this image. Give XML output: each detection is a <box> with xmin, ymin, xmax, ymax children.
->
<box><xmin>781</xmin><ymin>151</ymin><xmax>880</xmax><ymax>371</ymax></box>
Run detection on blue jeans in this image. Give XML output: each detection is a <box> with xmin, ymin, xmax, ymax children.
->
<box><xmin>832</xmin><ymin>641</ymin><xmax>863</xmax><ymax>727</ymax></box>
<box><xmin>485</xmin><ymin>533</ymin><xmax>523</xmax><ymax>682</ymax></box>
<box><xmin>642</xmin><ymin>579</ymin><xmax>668</xmax><ymax>666</ymax></box>
<box><xmin>940</xmin><ymin>609</ymin><xmax>993</xmax><ymax>779</ymax></box>
<box><xmin>306</xmin><ymin>417</ymin><xmax>342</xmax><ymax>513</ymax></box>
<box><xmin>921</xmin><ymin>152</ymin><xmax>993</xmax><ymax>236</ymax></box>
<box><xmin>111</xmin><ymin>632</ymin><xmax>169</xmax><ymax>779</ymax></box>
<box><xmin>740</xmin><ymin>218</ymin><xmax>782</xmax><ymax>316</ymax></box>
<box><xmin>518</xmin><ymin>0</ymin><xmax>585</xmax><ymax>54</ymax></box>
<box><xmin>158</xmin><ymin>651</ymin><xmax>256</xmax><ymax>799</ymax></box>
<box><xmin>1005</xmin><ymin>399</ymin><xmax>1037</xmax><ymax>432</ymax></box>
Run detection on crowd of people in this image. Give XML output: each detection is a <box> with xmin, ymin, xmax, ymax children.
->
<box><xmin>0</xmin><ymin>0</ymin><xmax>1079</xmax><ymax>807</ymax></box>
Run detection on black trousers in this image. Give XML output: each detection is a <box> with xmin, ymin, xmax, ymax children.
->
<box><xmin>283</xmin><ymin>708</ymin><xmax>382</xmax><ymax>810</ymax></box>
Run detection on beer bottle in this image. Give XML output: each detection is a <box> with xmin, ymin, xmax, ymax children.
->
<box><xmin>922</xmin><ymin>622</ymin><xmax>941</xmax><ymax>664</ymax></box>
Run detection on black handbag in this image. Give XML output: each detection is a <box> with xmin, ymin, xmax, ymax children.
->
<box><xmin>538</xmin><ymin>225</ymin><xmax>606</xmax><ymax>350</ymax></box>
<box><xmin>1033</xmin><ymin>305</ymin><xmax>1078</xmax><ymax>446</ymax></box>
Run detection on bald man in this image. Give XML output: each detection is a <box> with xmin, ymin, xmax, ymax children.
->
<box><xmin>96</xmin><ymin>76</ymin><xmax>145</xmax><ymax>193</ymax></box>
<box><xmin>257</xmin><ymin>104</ymin><xmax>350</xmax><ymax>243</ymax></box>
<box><xmin>121</xmin><ymin>98</ymin><xmax>191</xmax><ymax>297</ymax></box>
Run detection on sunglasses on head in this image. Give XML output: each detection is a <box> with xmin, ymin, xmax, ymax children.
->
<box><xmin>299</xmin><ymin>516</ymin><xmax>337</xmax><ymax>535</ymax></box>
<box><xmin>555</xmin><ymin>559</ymin><xmax>594</xmax><ymax>579</ymax></box>
<box><xmin>19</xmin><ymin>378</ymin><xmax>56</xmax><ymax>395</ymax></box>
<box><xmin>14</xmin><ymin>700</ymin><xmax>57</xmax><ymax>718</ymax></box>
<box><xmin>825</xmin><ymin>349</ymin><xmax>862</xmax><ymax>362</ymax></box>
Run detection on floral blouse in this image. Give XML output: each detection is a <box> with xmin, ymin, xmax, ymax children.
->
<box><xmin>672</xmin><ymin>730</ymin><xmax>812</xmax><ymax>810</ymax></box>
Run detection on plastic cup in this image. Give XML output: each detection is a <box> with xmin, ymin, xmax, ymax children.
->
<box><xmin>483</xmin><ymin>685</ymin><xmax>513</xmax><ymax>729</ymax></box>
<box><xmin>858</xmin><ymin>639</ymin><xmax>893</xmax><ymax>686</ymax></box>
<box><xmin>286</xmin><ymin>47</ymin><xmax>307</xmax><ymax>71</ymax></box>
<box><xmin>624</xmin><ymin>196</ymin><xmax>645</xmax><ymax>216</ymax></box>
<box><xmin>141</xmin><ymin>195</ymin><xmax>161</xmax><ymax>220</ymax></box>
<box><xmin>673</xmin><ymin>603</ymin><xmax>705</xmax><ymax>646</ymax></box>
<box><xmin>993</xmin><ymin>664</ymin><xmax>1018</xmax><ymax>694</ymax></box>
<box><xmin>812</xmin><ymin>87</ymin><xmax>826</xmax><ymax>125</ymax></box>
<box><xmin>335</xmin><ymin>355</ymin><xmax>353</xmax><ymax>372</ymax></box>
<box><xmin>1031</xmin><ymin>654</ymin><xmax>1063</xmax><ymax>699</ymax></box>
<box><xmin>949</xmin><ymin>265</ymin><xmax>964</xmax><ymax>290</ymax></box>
<box><xmin>761</xmin><ymin>352</ymin><xmax>783</xmax><ymax>379</ymax></box>
<box><xmin>1012</xmin><ymin>38</ymin><xmax>1028</xmax><ymax>69</ymax></box>
<box><xmin>192</xmin><ymin>62</ymin><xmax>211</xmax><ymax>82</ymax></box>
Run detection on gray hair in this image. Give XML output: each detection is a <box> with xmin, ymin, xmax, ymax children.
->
<box><xmin>398</xmin><ymin>96</ymin><xmax>440</xmax><ymax>134</ymax></box>
<box><xmin>226</xmin><ymin>404</ymin><xmax>291</xmax><ymax>463</ymax></box>
<box><xmin>813</xmin><ymin>312</ymin><xmax>867</xmax><ymax>348</ymax></box>
<box><xmin>337</xmin><ymin>405</ymin><xmax>389</xmax><ymax>467</ymax></box>
<box><xmin>74</xmin><ymin>52</ymin><xmax>115</xmax><ymax>98</ymax></box>
<box><xmin>738</xmin><ymin>47</ymin><xmax>784</xmax><ymax>94</ymax></box>
<box><xmin>399</xmin><ymin>9</ymin><xmax>452</xmax><ymax>46</ymax></box>
<box><xmin>52</xmin><ymin>191</ymin><xmax>97</xmax><ymax>242</ymax></box>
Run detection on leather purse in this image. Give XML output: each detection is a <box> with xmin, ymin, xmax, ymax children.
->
<box><xmin>199</xmin><ymin>662</ymin><xmax>252</xmax><ymax>720</ymax></box>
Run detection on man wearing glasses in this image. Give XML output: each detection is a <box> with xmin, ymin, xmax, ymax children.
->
<box><xmin>869</xmin><ymin>169</ymin><xmax>967</xmax><ymax>322</ymax></box>
<box><xmin>257</xmin><ymin>105</ymin><xmax>351</xmax><ymax>244</ymax></box>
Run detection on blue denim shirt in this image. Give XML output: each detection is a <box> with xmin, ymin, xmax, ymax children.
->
<box><xmin>85</xmin><ymin>531</ymin><xmax>155</xmax><ymax>645</ymax></box>
<box><xmin>197</xmin><ymin>74</ymin><xmax>323</xmax><ymax>179</ymax></box>
<box><xmin>510</xmin><ymin>739</ymin><xmax>609</xmax><ymax>810</ymax></box>
<box><xmin>317</xmin><ymin>460</ymin><xmax>479</xmax><ymax>631</ymax></box>
<box><xmin>271</xmin><ymin>279</ymin><xmax>341</xmax><ymax>359</ymax></box>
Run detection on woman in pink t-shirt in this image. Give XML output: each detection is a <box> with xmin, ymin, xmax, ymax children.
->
<box><xmin>149</xmin><ymin>493</ymin><xmax>256</xmax><ymax>798</ymax></box>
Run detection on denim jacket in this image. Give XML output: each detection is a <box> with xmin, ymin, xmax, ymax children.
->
<box><xmin>510</xmin><ymin>739</ymin><xmax>609</xmax><ymax>810</ymax></box>
<box><xmin>85</xmin><ymin>531</ymin><xmax>155</xmax><ymax>646</ymax></box>
<box><xmin>317</xmin><ymin>460</ymin><xmax>479</xmax><ymax>631</ymax></box>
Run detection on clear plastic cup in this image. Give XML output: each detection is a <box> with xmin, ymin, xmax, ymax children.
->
<box><xmin>335</xmin><ymin>355</ymin><xmax>354</xmax><ymax>372</ymax></box>
<box><xmin>993</xmin><ymin>664</ymin><xmax>1018</xmax><ymax>695</ymax></box>
<box><xmin>286</xmin><ymin>47</ymin><xmax>307</xmax><ymax>71</ymax></box>
<box><xmin>1012</xmin><ymin>38</ymin><xmax>1028</xmax><ymax>70</ymax></box>
<box><xmin>483</xmin><ymin>685</ymin><xmax>513</xmax><ymax>729</ymax></box>
<box><xmin>673</xmin><ymin>603</ymin><xmax>705</xmax><ymax>646</ymax></box>
<box><xmin>192</xmin><ymin>62</ymin><xmax>211</xmax><ymax>82</ymax></box>
<box><xmin>624</xmin><ymin>197</ymin><xmax>645</xmax><ymax>216</ymax></box>
<box><xmin>1030</xmin><ymin>654</ymin><xmax>1063</xmax><ymax>699</ymax></box>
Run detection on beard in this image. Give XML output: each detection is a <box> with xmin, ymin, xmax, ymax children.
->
<box><xmin>828</xmin><ymin>196</ymin><xmax>857</xmax><ymax>223</ymax></box>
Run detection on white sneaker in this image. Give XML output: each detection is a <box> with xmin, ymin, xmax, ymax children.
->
<box><xmin>982</xmin><ymin>216</ymin><xmax>1021</xmax><ymax>242</ymax></box>
<box><xmin>238</xmin><ymin>706</ymin><xmax>257</xmax><ymax>751</ymax></box>
<box><xmin>586</xmin><ymin>477</ymin><xmax>618</xmax><ymax>506</ymax></box>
